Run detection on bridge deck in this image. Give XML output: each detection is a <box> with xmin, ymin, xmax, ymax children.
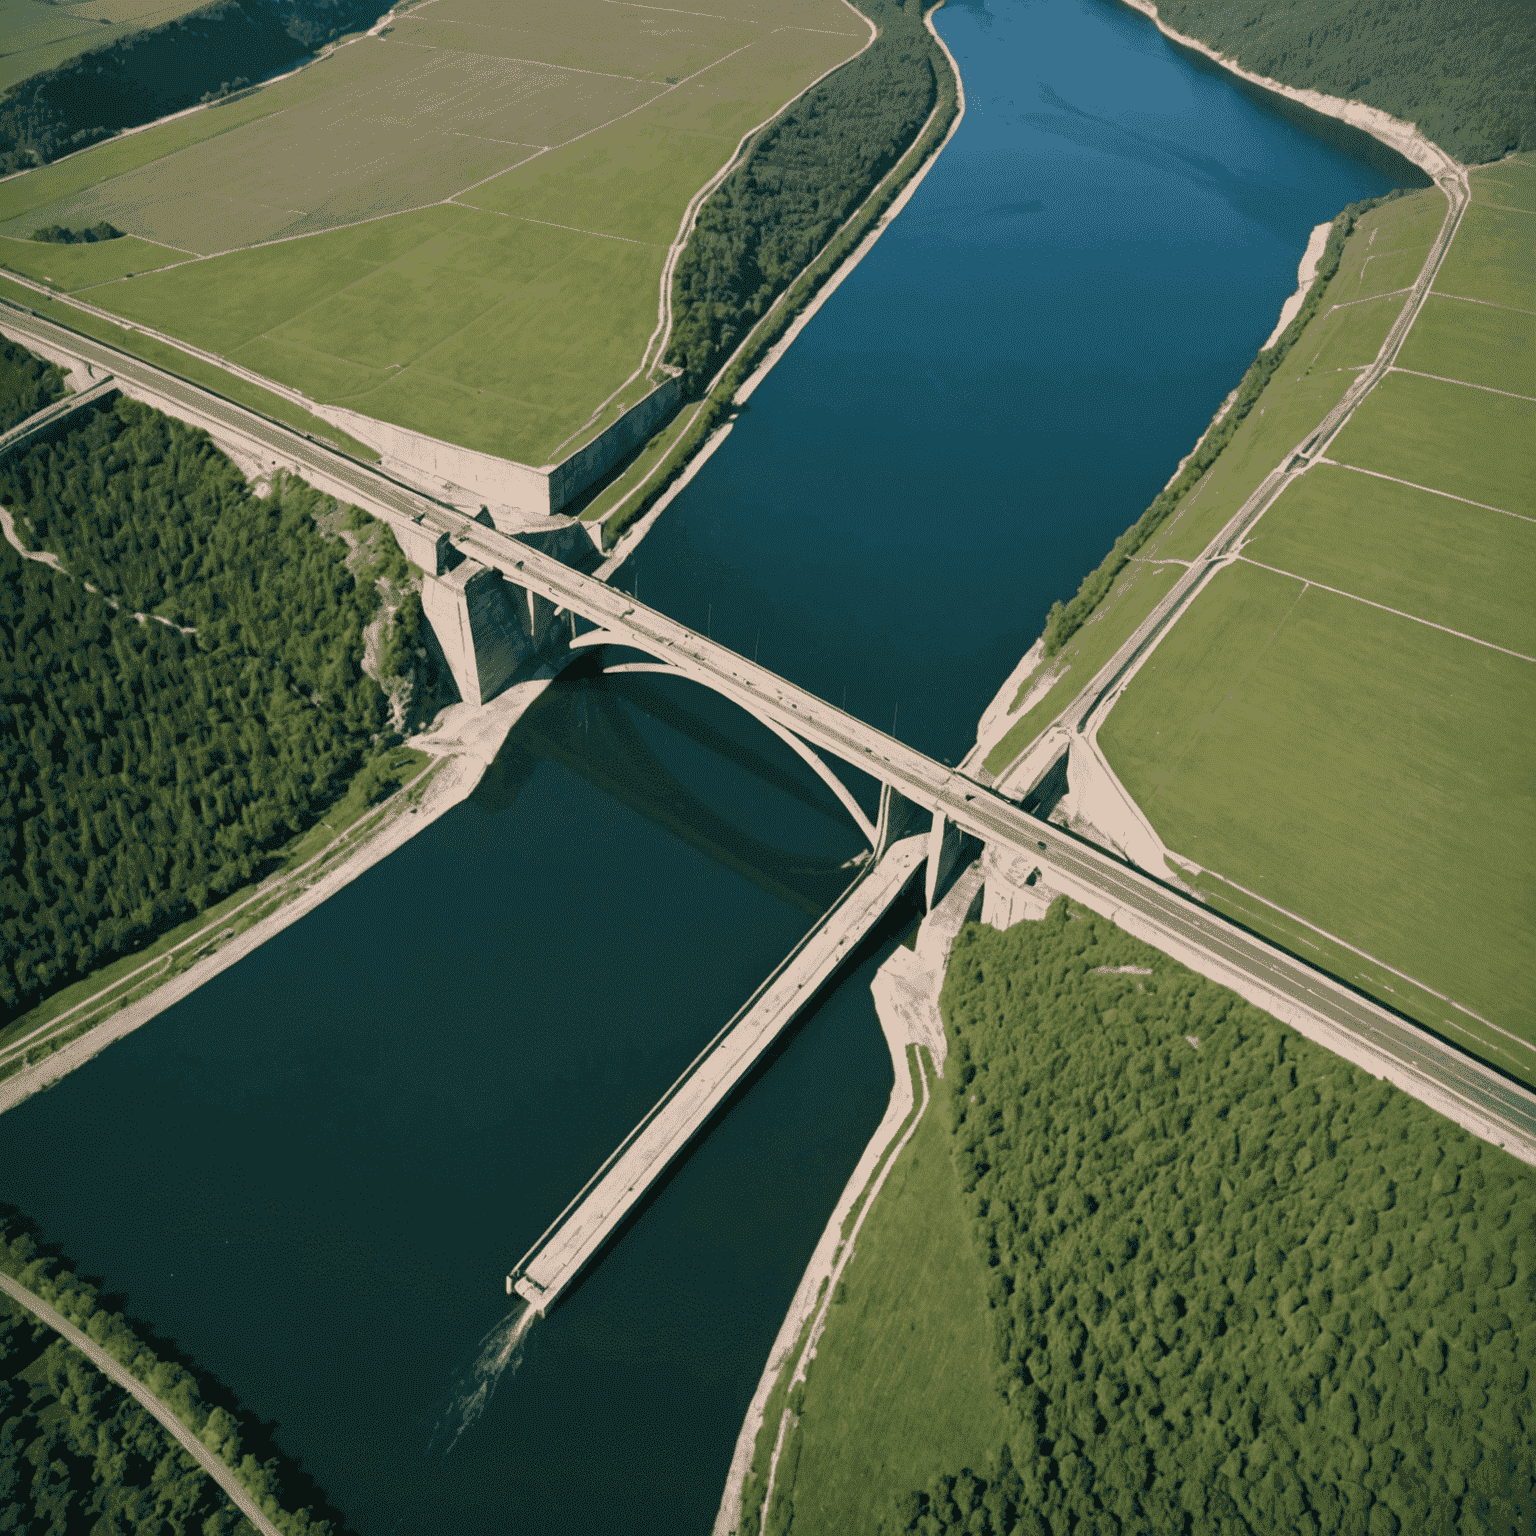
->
<box><xmin>0</xmin><ymin>375</ymin><xmax>117</xmax><ymax>461</ymax></box>
<box><xmin>5</xmin><ymin>300</ymin><xmax>1532</xmax><ymax>1171</ymax></box>
<box><xmin>508</xmin><ymin>836</ymin><xmax>925</xmax><ymax>1310</ymax></box>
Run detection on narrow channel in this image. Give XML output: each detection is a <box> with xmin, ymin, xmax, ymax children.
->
<box><xmin>0</xmin><ymin>1</ymin><xmax>1422</xmax><ymax>1531</ymax></box>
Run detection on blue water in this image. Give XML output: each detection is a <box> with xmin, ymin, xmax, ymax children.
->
<box><xmin>0</xmin><ymin>2</ymin><xmax>1421</xmax><ymax>1531</ymax></box>
<box><xmin>629</xmin><ymin>0</ymin><xmax>1419</xmax><ymax>763</ymax></box>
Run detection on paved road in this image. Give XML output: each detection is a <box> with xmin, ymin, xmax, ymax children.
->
<box><xmin>3</xmin><ymin>294</ymin><xmax>1531</xmax><ymax>1167</ymax></box>
<box><xmin>0</xmin><ymin>1271</ymin><xmax>285</xmax><ymax>1536</ymax></box>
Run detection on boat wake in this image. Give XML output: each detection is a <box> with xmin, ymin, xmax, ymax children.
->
<box><xmin>429</xmin><ymin>1301</ymin><xmax>536</xmax><ymax>1457</ymax></box>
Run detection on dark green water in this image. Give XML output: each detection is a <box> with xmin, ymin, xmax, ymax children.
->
<box><xmin>0</xmin><ymin>1</ymin><xmax>1421</xmax><ymax>1530</ymax></box>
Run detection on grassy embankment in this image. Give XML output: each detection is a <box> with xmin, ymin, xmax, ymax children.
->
<box><xmin>0</xmin><ymin>0</ymin><xmax>866</xmax><ymax>468</ymax></box>
<box><xmin>587</xmin><ymin>0</ymin><xmax>962</xmax><ymax>548</ymax></box>
<box><xmin>0</xmin><ymin>343</ymin><xmax>439</xmax><ymax>1047</ymax></box>
<box><xmin>0</xmin><ymin>0</ymin><xmax>210</xmax><ymax>96</ymax></box>
<box><xmin>980</xmin><ymin>185</ymin><xmax>1442</xmax><ymax>777</ymax></box>
<box><xmin>764</xmin><ymin>903</ymin><xmax>1536</xmax><ymax>1535</ymax></box>
<box><xmin>1</xmin><ymin>1213</ymin><xmax>335</xmax><ymax>1532</ymax></box>
<box><xmin>1098</xmin><ymin>155</ymin><xmax>1536</xmax><ymax>1073</ymax></box>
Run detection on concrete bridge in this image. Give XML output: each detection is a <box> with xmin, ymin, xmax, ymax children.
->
<box><xmin>0</xmin><ymin>373</ymin><xmax>118</xmax><ymax>463</ymax></box>
<box><xmin>4</xmin><ymin>302</ymin><xmax>1534</xmax><ymax>1322</ymax></box>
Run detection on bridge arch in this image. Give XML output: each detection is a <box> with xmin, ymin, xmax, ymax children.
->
<box><xmin>562</xmin><ymin>632</ymin><xmax>882</xmax><ymax>848</ymax></box>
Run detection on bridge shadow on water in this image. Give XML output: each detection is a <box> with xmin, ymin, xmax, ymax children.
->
<box><xmin>475</xmin><ymin>666</ymin><xmax>880</xmax><ymax>919</ymax></box>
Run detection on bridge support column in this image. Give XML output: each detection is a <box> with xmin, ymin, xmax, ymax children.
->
<box><xmin>421</xmin><ymin>560</ymin><xmax>531</xmax><ymax>705</ymax></box>
<box><xmin>874</xmin><ymin>783</ymin><xmax>923</xmax><ymax>859</ymax></box>
<box><xmin>924</xmin><ymin>810</ymin><xmax>962</xmax><ymax>912</ymax></box>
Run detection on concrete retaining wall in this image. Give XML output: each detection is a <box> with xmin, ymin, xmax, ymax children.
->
<box><xmin>312</xmin><ymin>373</ymin><xmax>684</xmax><ymax>519</ymax></box>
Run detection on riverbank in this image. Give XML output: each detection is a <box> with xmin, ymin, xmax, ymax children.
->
<box><xmin>0</xmin><ymin>672</ymin><xmax>557</xmax><ymax>1116</ymax></box>
<box><xmin>593</xmin><ymin>0</ymin><xmax>968</xmax><ymax>569</ymax></box>
<box><xmin>715</xmin><ymin>862</ymin><xmax>981</xmax><ymax>1536</ymax></box>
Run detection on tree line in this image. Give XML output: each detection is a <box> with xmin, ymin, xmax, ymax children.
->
<box><xmin>1038</xmin><ymin>191</ymin><xmax>1404</xmax><ymax>659</ymax></box>
<box><xmin>0</xmin><ymin>391</ymin><xmax>405</xmax><ymax>1021</ymax></box>
<box><xmin>665</xmin><ymin>0</ymin><xmax>943</xmax><ymax>394</ymax></box>
<box><xmin>0</xmin><ymin>341</ymin><xmax>64</xmax><ymax>437</ymax></box>
<box><xmin>2</xmin><ymin>1211</ymin><xmax>337</xmax><ymax>1533</ymax></box>
<box><xmin>30</xmin><ymin>224</ymin><xmax>125</xmax><ymax>245</ymax></box>
<box><xmin>1157</xmin><ymin>0</ymin><xmax>1535</xmax><ymax>165</ymax></box>
<box><xmin>891</xmin><ymin>901</ymin><xmax>1535</xmax><ymax>1534</ymax></box>
<box><xmin>0</xmin><ymin>0</ymin><xmax>385</xmax><ymax>175</ymax></box>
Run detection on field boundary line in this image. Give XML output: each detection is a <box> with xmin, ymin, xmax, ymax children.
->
<box><xmin>1432</xmin><ymin>291</ymin><xmax>1536</xmax><ymax>317</ymax></box>
<box><xmin>0</xmin><ymin>1273</ymin><xmax>286</xmax><ymax>1536</ymax></box>
<box><xmin>1326</xmin><ymin>288</ymin><xmax>1411</xmax><ymax>310</ymax></box>
<box><xmin>1315</xmin><ymin>457</ymin><xmax>1536</xmax><ymax>524</ymax></box>
<box><xmin>1187</xmin><ymin>872</ymin><xmax>1535</xmax><ymax>1056</ymax></box>
<box><xmin>1389</xmin><ymin>365</ymin><xmax>1536</xmax><ymax>402</ymax></box>
<box><xmin>1237</xmin><ymin>556</ymin><xmax>1535</xmax><ymax>662</ymax></box>
<box><xmin>1473</xmin><ymin>200</ymin><xmax>1536</xmax><ymax>217</ymax></box>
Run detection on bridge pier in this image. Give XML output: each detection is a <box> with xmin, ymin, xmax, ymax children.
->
<box><xmin>403</xmin><ymin>514</ymin><xmax>591</xmax><ymax>706</ymax></box>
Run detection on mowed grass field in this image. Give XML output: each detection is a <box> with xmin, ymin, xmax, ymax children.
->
<box><xmin>1103</xmin><ymin>156</ymin><xmax>1536</xmax><ymax>1065</ymax></box>
<box><xmin>0</xmin><ymin>0</ymin><xmax>865</xmax><ymax>464</ymax></box>
<box><xmin>765</xmin><ymin>1095</ymin><xmax>1001</xmax><ymax>1535</ymax></box>
<box><xmin>1149</xmin><ymin>188</ymin><xmax>1445</xmax><ymax>564</ymax></box>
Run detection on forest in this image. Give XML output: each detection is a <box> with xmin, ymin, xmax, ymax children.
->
<box><xmin>1038</xmin><ymin>192</ymin><xmax>1399</xmax><ymax>658</ymax></box>
<box><xmin>0</xmin><ymin>342</ymin><xmax>64</xmax><ymax>438</ymax></box>
<box><xmin>1</xmin><ymin>1212</ymin><xmax>334</xmax><ymax>1533</ymax></box>
<box><xmin>0</xmin><ymin>0</ymin><xmax>384</xmax><ymax>175</ymax></box>
<box><xmin>664</xmin><ymin>0</ymin><xmax>942</xmax><ymax>394</ymax></box>
<box><xmin>0</xmin><ymin>391</ymin><xmax>399</xmax><ymax>1021</ymax></box>
<box><xmin>1158</xmin><ymin>0</ymin><xmax>1535</xmax><ymax>165</ymax></box>
<box><xmin>895</xmin><ymin>902</ymin><xmax>1536</xmax><ymax>1534</ymax></box>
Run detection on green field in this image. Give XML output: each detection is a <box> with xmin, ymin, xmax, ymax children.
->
<box><xmin>1473</xmin><ymin>158</ymin><xmax>1536</xmax><ymax>215</ymax></box>
<box><xmin>1327</xmin><ymin>187</ymin><xmax>1444</xmax><ymax>302</ymax></box>
<box><xmin>1248</xmin><ymin>463</ymin><xmax>1536</xmax><ymax>656</ymax></box>
<box><xmin>1102</xmin><ymin>559</ymin><xmax>1535</xmax><ymax>1050</ymax></box>
<box><xmin>1434</xmin><ymin>200</ymin><xmax>1536</xmax><ymax>312</ymax></box>
<box><xmin>0</xmin><ymin>0</ymin><xmax>864</xmax><ymax>464</ymax></box>
<box><xmin>764</xmin><ymin>1096</ymin><xmax>1000</xmax><ymax>1535</ymax></box>
<box><xmin>1397</xmin><ymin>291</ymin><xmax>1535</xmax><ymax>395</ymax></box>
<box><xmin>0</xmin><ymin>0</ymin><xmax>210</xmax><ymax>94</ymax></box>
<box><xmin>1328</xmin><ymin>368</ymin><xmax>1536</xmax><ymax>513</ymax></box>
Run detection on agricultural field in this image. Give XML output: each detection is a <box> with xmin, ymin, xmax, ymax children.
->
<box><xmin>0</xmin><ymin>0</ymin><xmax>866</xmax><ymax>466</ymax></box>
<box><xmin>0</xmin><ymin>0</ymin><xmax>209</xmax><ymax>95</ymax></box>
<box><xmin>1100</xmin><ymin>154</ymin><xmax>1536</xmax><ymax>1073</ymax></box>
<box><xmin>768</xmin><ymin>908</ymin><xmax>1536</xmax><ymax>1535</ymax></box>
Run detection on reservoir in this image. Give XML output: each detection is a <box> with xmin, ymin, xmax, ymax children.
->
<box><xmin>0</xmin><ymin>1</ymin><xmax>1419</xmax><ymax>1531</ymax></box>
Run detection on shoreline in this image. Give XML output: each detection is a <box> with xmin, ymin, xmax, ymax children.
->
<box><xmin>1117</xmin><ymin>1</ymin><xmax>1459</xmax><ymax>182</ymax></box>
<box><xmin>598</xmin><ymin>0</ymin><xmax>969</xmax><ymax>574</ymax></box>
<box><xmin>0</xmin><ymin>674</ymin><xmax>556</xmax><ymax>1116</ymax></box>
<box><xmin>713</xmin><ymin>864</ymin><xmax>978</xmax><ymax>1535</ymax></box>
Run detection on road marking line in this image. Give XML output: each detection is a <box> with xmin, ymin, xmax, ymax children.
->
<box><xmin>1237</xmin><ymin>556</ymin><xmax>1535</xmax><ymax>661</ymax></box>
<box><xmin>1315</xmin><ymin>457</ymin><xmax>1536</xmax><ymax>523</ymax></box>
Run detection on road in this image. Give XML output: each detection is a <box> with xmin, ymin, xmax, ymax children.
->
<box><xmin>0</xmin><ymin>1271</ymin><xmax>285</xmax><ymax>1536</ymax></box>
<box><xmin>3</xmin><ymin>291</ymin><xmax>1532</xmax><ymax>1168</ymax></box>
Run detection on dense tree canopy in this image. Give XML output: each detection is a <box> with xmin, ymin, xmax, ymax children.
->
<box><xmin>0</xmin><ymin>0</ymin><xmax>385</xmax><ymax>174</ymax></box>
<box><xmin>2</xmin><ymin>1215</ymin><xmax>335</xmax><ymax>1533</ymax></box>
<box><xmin>0</xmin><ymin>396</ymin><xmax>391</xmax><ymax>1019</ymax></box>
<box><xmin>1158</xmin><ymin>0</ymin><xmax>1535</xmax><ymax>163</ymax></box>
<box><xmin>665</xmin><ymin>0</ymin><xmax>943</xmax><ymax>393</ymax></box>
<box><xmin>0</xmin><ymin>342</ymin><xmax>64</xmax><ymax>437</ymax></box>
<box><xmin>894</xmin><ymin>902</ymin><xmax>1536</xmax><ymax>1534</ymax></box>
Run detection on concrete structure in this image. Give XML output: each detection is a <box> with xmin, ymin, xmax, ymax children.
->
<box><xmin>4</xmin><ymin>300</ymin><xmax>1532</xmax><ymax>1181</ymax></box>
<box><xmin>507</xmin><ymin>834</ymin><xmax>928</xmax><ymax>1311</ymax></box>
<box><xmin>0</xmin><ymin>374</ymin><xmax>118</xmax><ymax>462</ymax></box>
<box><xmin>980</xmin><ymin>842</ymin><xmax>1059</xmax><ymax>930</ymax></box>
<box><xmin>313</xmin><ymin>372</ymin><xmax>683</xmax><ymax>519</ymax></box>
